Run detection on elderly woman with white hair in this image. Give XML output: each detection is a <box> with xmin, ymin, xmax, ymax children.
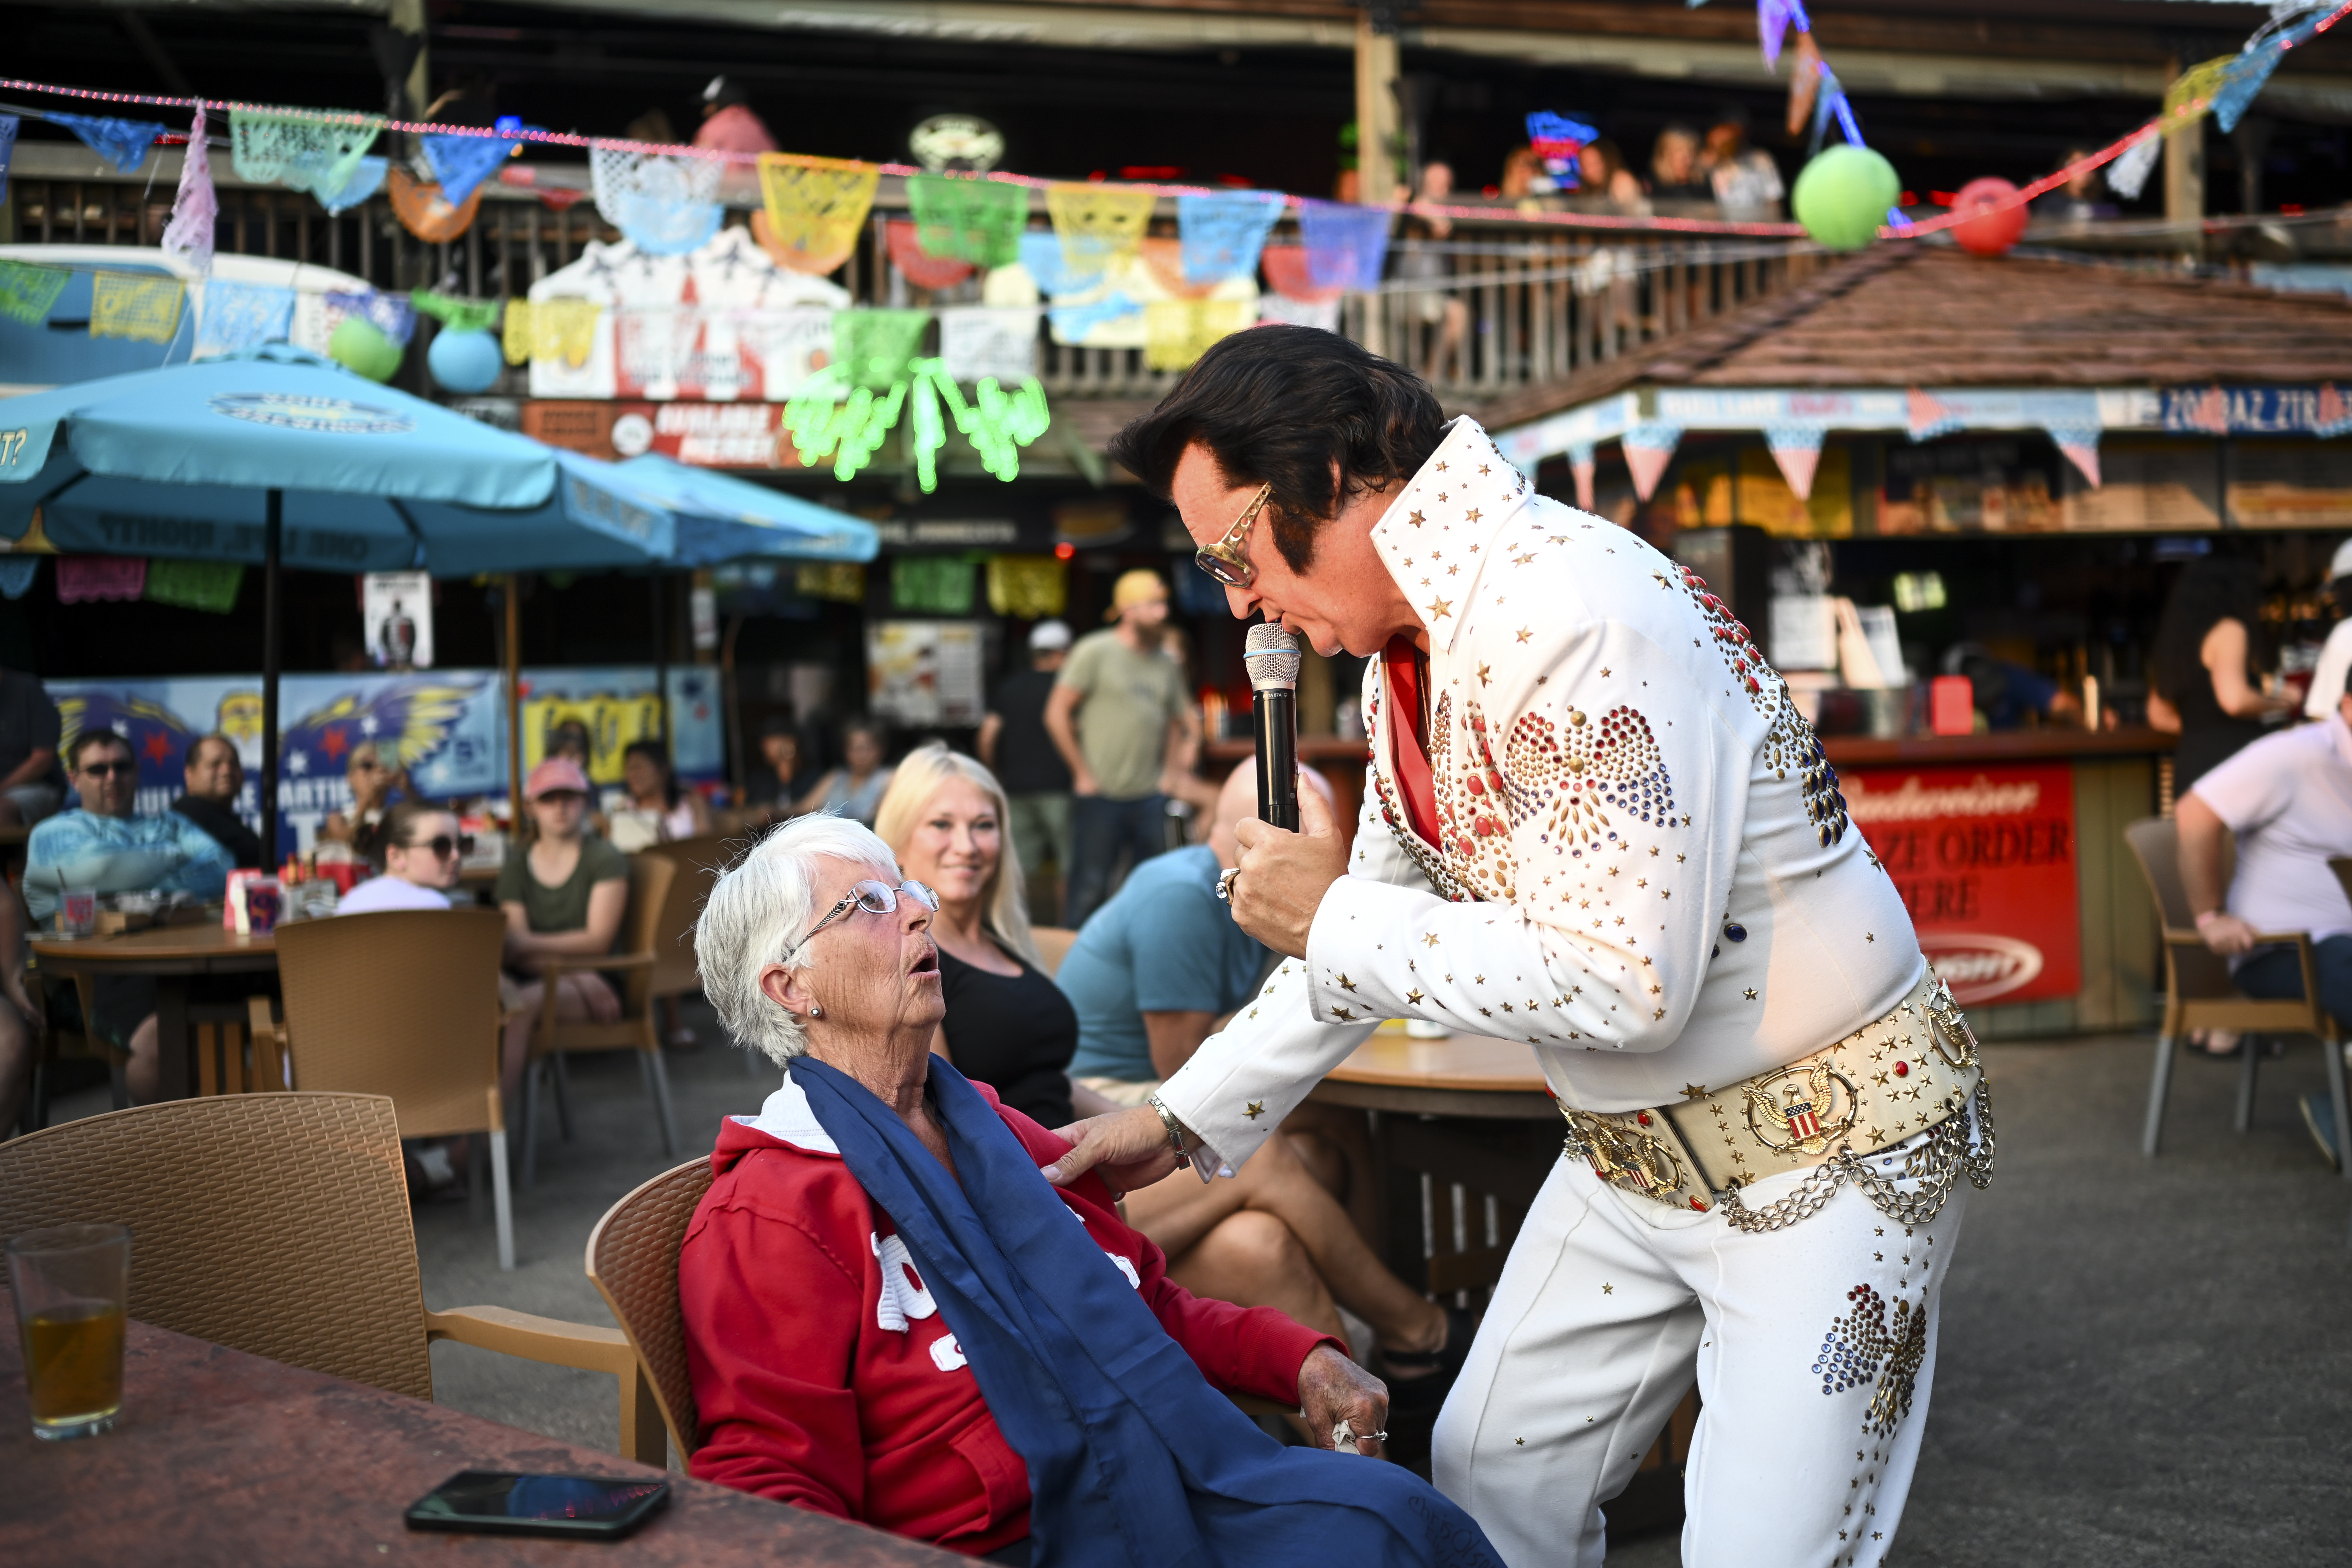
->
<box><xmin>679</xmin><ymin>814</ymin><xmax>1501</xmax><ymax>1568</ymax></box>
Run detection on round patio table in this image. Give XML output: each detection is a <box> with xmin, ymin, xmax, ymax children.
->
<box><xmin>1310</xmin><ymin>1029</ymin><xmax>1558</xmax><ymax>1119</ymax></box>
<box><xmin>30</xmin><ymin>925</ymin><xmax>278</xmax><ymax>1102</ymax></box>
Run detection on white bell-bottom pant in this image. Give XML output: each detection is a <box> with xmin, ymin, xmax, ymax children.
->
<box><xmin>1432</xmin><ymin>1145</ymin><xmax>1969</xmax><ymax>1568</ymax></box>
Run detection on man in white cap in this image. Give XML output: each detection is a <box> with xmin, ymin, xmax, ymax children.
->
<box><xmin>1047</xmin><ymin>573</ymin><xmax>1197</xmax><ymax>926</ymax></box>
<box><xmin>980</xmin><ymin>620</ymin><xmax>1078</xmax><ymax>921</ymax></box>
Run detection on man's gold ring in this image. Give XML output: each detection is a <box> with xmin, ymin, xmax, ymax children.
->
<box><xmin>1216</xmin><ymin>868</ymin><xmax>1240</xmax><ymax>903</ymax></box>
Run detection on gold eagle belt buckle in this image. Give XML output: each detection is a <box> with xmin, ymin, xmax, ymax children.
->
<box><xmin>1560</xmin><ymin>1107</ymin><xmax>1713</xmax><ymax>1214</ymax></box>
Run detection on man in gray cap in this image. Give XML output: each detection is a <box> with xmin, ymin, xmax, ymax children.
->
<box><xmin>980</xmin><ymin>620</ymin><xmax>1077</xmax><ymax>922</ymax></box>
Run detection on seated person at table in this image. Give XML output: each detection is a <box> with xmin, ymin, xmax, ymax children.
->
<box><xmin>24</xmin><ymin>729</ymin><xmax>235</xmax><ymax>1102</ymax></box>
<box><xmin>1059</xmin><ymin>761</ymin><xmax>1466</xmax><ymax>1427</ymax></box>
<box><xmin>171</xmin><ymin>734</ymin><xmax>264</xmax><ymax>870</ymax></box>
<box><xmin>2180</xmin><ymin>660</ymin><xmax>2352</xmax><ymax>1167</ymax></box>
<box><xmin>876</xmin><ymin>742</ymin><xmax>1079</xmax><ymax>1127</ymax></box>
<box><xmin>681</xmin><ymin>815</ymin><xmax>1500</xmax><ymax>1566</ymax></box>
<box><xmin>611</xmin><ymin>739</ymin><xmax>710</xmax><ymax>848</ymax></box>
<box><xmin>0</xmin><ymin>664</ymin><xmax>63</xmax><ymax>828</ymax></box>
<box><xmin>317</xmin><ymin>740</ymin><xmax>407</xmax><ymax>864</ymax></box>
<box><xmin>497</xmin><ymin>758</ymin><xmax>628</xmax><ymax>1111</ymax></box>
<box><xmin>337</xmin><ymin>802</ymin><xmax>466</xmax><ymax>914</ymax></box>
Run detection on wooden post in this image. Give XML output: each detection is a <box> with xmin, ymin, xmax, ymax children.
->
<box><xmin>1354</xmin><ymin>11</ymin><xmax>1402</xmax><ymax>208</ymax></box>
<box><xmin>260</xmin><ymin>491</ymin><xmax>282</xmax><ymax>866</ymax></box>
<box><xmin>505</xmin><ymin>574</ymin><xmax>523</xmax><ymax>837</ymax></box>
<box><xmin>2165</xmin><ymin>58</ymin><xmax>2205</xmax><ymax>247</ymax></box>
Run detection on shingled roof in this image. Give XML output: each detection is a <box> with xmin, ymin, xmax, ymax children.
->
<box><xmin>1475</xmin><ymin>244</ymin><xmax>2352</xmax><ymax>433</ymax></box>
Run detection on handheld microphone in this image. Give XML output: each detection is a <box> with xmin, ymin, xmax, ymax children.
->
<box><xmin>1244</xmin><ymin>623</ymin><xmax>1303</xmax><ymax>832</ymax></box>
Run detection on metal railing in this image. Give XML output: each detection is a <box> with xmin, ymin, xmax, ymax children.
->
<box><xmin>7</xmin><ymin>174</ymin><xmax>1820</xmax><ymax>404</ymax></box>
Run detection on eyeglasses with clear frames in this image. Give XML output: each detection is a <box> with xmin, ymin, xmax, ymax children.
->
<box><xmin>797</xmin><ymin>879</ymin><xmax>940</xmax><ymax>950</ymax></box>
<box><xmin>1192</xmin><ymin>483</ymin><xmax>1273</xmax><ymax>590</ymax></box>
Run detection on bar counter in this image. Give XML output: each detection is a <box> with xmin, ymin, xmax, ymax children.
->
<box><xmin>1204</xmin><ymin>726</ymin><xmax>2170</xmax><ymax>1038</ymax></box>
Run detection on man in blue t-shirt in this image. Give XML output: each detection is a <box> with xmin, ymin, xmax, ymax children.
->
<box><xmin>1057</xmin><ymin>761</ymin><xmax>1463</xmax><ymax>1429</ymax></box>
<box><xmin>1063</xmin><ymin>762</ymin><xmax>1321</xmax><ymax>1104</ymax></box>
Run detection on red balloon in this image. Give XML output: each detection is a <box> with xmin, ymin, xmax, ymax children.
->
<box><xmin>1951</xmin><ymin>177</ymin><xmax>2028</xmax><ymax>257</ymax></box>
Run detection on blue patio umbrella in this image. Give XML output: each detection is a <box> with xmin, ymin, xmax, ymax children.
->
<box><xmin>612</xmin><ymin>453</ymin><xmax>879</xmax><ymax>565</ymax></box>
<box><xmin>0</xmin><ymin>345</ymin><xmax>680</xmax><ymax>851</ymax></box>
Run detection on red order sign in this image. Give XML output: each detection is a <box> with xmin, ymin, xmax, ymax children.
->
<box><xmin>1841</xmin><ymin>761</ymin><xmax>2081</xmax><ymax>1007</ymax></box>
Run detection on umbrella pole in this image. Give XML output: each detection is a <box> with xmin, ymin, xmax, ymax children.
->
<box><xmin>649</xmin><ymin>573</ymin><xmax>669</xmax><ymax>759</ymax></box>
<box><xmin>506</xmin><ymin>573</ymin><xmax>523</xmax><ymax>840</ymax></box>
<box><xmin>261</xmin><ymin>490</ymin><xmax>282</xmax><ymax>870</ymax></box>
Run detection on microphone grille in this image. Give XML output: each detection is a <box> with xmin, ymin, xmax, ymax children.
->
<box><xmin>1243</xmin><ymin>623</ymin><xmax>1302</xmax><ymax>692</ymax></box>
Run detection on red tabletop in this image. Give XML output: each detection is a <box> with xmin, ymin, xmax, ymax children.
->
<box><xmin>0</xmin><ymin>1284</ymin><xmax>957</xmax><ymax>1565</ymax></box>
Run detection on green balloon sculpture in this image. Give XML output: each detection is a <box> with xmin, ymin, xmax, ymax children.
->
<box><xmin>328</xmin><ymin>317</ymin><xmax>402</xmax><ymax>383</ymax></box>
<box><xmin>1792</xmin><ymin>145</ymin><xmax>1901</xmax><ymax>252</ymax></box>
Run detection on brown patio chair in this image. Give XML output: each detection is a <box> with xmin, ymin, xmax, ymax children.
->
<box><xmin>519</xmin><ymin>852</ymin><xmax>681</xmax><ymax>1188</ymax></box>
<box><xmin>266</xmin><ymin>908</ymin><xmax>516</xmax><ymax>1269</ymax></box>
<box><xmin>0</xmin><ymin>1092</ymin><xmax>664</xmax><ymax>1463</ymax></box>
<box><xmin>1029</xmin><ymin>925</ymin><xmax>1078</xmax><ymax>979</ymax></box>
<box><xmin>2126</xmin><ymin>817</ymin><xmax>2352</xmax><ymax>1172</ymax></box>
<box><xmin>640</xmin><ymin>833</ymin><xmax>728</xmax><ymax>1048</ymax></box>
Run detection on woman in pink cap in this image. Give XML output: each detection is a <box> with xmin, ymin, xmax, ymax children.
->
<box><xmin>496</xmin><ymin>756</ymin><xmax>630</xmax><ymax>1109</ymax></box>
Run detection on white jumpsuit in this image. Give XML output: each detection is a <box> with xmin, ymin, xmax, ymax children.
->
<box><xmin>1155</xmin><ymin>416</ymin><xmax>1987</xmax><ymax>1568</ymax></box>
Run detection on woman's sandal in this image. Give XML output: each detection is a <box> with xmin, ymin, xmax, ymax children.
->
<box><xmin>1381</xmin><ymin>1304</ymin><xmax>1478</xmax><ymax>1415</ymax></box>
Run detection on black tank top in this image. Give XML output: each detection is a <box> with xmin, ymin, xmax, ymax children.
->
<box><xmin>2171</xmin><ymin>637</ymin><xmax>2269</xmax><ymax>793</ymax></box>
<box><xmin>937</xmin><ymin>944</ymin><xmax>1077</xmax><ymax>1127</ymax></box>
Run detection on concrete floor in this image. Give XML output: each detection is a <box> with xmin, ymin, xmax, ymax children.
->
<box><xmin>40</xmin><ymin>1020</ymin><xmax>2352</xmax><ymax>1564</ymax></box>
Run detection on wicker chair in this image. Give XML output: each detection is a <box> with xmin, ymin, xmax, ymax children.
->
<box><xmin>519</xmin><ymin>853</ymin><xmax>681</xmax><ymax>1188</ymax></box>
<box><xmin>2126</xmin><ymin>817</ymin><xmax>2352</xmax><ymax>1169</ymax></box>
<box><xmin>586</xmin><ymin>1156</ymin><xmax>717</xmax><ymax>1461</ymax></box>
<box><xmin>639</xmin><ymin>834</ymin><xmax>729</xmax><ymax>1052</ymax></box>
<box><xmin>268</xmin><ymin>908</ymin><xmax>517</xmax><ymax>1269</ymax></box>
<box><xmin>0</xmin><ymin>1092</ymin><xmax>665</xmax><ymax>1462</ymax></box>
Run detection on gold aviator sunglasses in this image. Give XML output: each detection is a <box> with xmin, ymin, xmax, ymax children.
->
<box><xmin>1193</xmin><ymin>483</ymin><xmax>1273</xmax><ymax>590</ymax></box>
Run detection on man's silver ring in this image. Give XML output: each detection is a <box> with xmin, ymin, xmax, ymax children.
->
<box><xmin>1216</xmin><ymin>868</ymin><xmax>1240</xmax><ymax>903</ymax></box>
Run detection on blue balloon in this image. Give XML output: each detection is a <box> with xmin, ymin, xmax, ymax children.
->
<box><xmin>427</xmin><ymin>327</ymin><xmax>503</xmax><ymax>395</ymax></box>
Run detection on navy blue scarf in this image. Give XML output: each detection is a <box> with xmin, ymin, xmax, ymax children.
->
<box><xmin>789</xmin><ymin>1056</ymin><xmax>1502</xmax><ymax>1568</ymax></box>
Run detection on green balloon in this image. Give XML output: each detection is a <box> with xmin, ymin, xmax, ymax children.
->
<box><xmin>328</xmin><ymin>317</ymin><xmax>402</xmax><ymax>383</ymax></box>
<box><xmin>1792</xmin><ymin>145</ymin><xmax>1901</xmax><ymax>252</ymax></box>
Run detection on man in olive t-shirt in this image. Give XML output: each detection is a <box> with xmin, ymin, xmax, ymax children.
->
<box><xmin>1045</xmin><ymin>570</ymin><xmax>1196</xmax><ymax>926</ymax></box>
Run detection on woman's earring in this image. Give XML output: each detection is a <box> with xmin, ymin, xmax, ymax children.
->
<box><xmin>809</xmin><ymin>1003</ymin><xmax>824</xmax><ymax>1019</ymax></box>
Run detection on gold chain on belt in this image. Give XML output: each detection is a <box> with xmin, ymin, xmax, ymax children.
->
<box><xmin>1557</xmin><ymin>973</ymin><xmax>1998</xmax><ymax>1232</ymax></box>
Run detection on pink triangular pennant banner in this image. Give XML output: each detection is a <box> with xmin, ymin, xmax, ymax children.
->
<box><xmin>1769</xmin><ymin>442</ymin><xmax>1820</xmax><ymax>500</ymax></box>
<box><xmin>1906</xmin><ymin>387</ymin><xmax>1954</xmax><ymax>439</ymax></box>
<box><xmin>2058</xmin><ymin>442</ymin><xmax>2102</xmax><ymax>488</ymax></box>
<box><xmin>1572</xmin><ymin>455</ymin><xmax>1597</xmax><ymax>512</ymax></box>
<box><xmin>1623</xmin><ymin>443</ymin><xmax>1673</xmax><ymax>502</ymax></box>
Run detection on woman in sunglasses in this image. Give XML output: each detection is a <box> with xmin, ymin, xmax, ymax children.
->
<box><xmin>336</xmin><ymin>801</ymin><xmax>468</xmax><ymax>914</ymax></box>
<box><xmin>678</xmin><ymin>814</ymin><xmax>1493</xmax><ymax>1567</ymax></box>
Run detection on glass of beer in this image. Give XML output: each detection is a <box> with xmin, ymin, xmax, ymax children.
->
<box><xmin>7</xmin><ymin>1223</ymin><xmax>131</xmax><ymax>1441</ymax></box>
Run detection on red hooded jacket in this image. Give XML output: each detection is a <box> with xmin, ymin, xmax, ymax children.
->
<box><xmin>679</xmin><ymin>1076</ymin><xmax>1340</xmax><ymax>1557</ymax></box>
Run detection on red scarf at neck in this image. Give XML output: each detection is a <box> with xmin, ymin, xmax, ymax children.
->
<box><xmin>1379</xmin><ymin>635</ymin><xmax>1440</xmax><ymax>848</ymax></box>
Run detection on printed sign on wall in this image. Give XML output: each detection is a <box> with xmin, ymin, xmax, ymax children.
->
<box><xmin>1842</xmin><ymin>761</ymin><xmax>2081</xmax><ymax>1006</ymax></box>
<box><xmin>48</xmin><ymin>665</ymin><xmax>723</xmax><ymax>859</ymax></box>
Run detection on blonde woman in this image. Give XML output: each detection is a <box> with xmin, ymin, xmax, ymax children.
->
<box><xmin>875</xmin><ymin>743</ymin><xmax>1084</xmax><ymax>1126</ymax></box>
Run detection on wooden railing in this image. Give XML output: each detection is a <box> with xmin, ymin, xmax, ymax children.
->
<box><xmin>7</xmin><ymin>173</ymin><xmax>1818</xmax><ymax>404</ymax></box>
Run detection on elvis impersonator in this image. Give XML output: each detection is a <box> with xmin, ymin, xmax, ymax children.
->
<box><xmin>1046</xmin><ymin>326</ymin><xmax>1993</xmax><ymax>1568</ymax></box>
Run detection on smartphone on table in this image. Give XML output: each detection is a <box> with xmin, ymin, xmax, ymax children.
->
<box><xmin>404</xmin><ymin>1470</ymin><xmax>672</xmax><ymax>1539</ymax></box>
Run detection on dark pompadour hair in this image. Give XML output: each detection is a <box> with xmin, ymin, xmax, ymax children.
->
<box><xmin>1107</xmin><ymin>326</ymin><xmax>1447</xmax><ymax>572</ymax></box>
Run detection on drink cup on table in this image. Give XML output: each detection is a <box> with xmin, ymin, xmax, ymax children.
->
<box><xmin>7</xmin><ymin>1223</ymin><xmax>131</xmax><ymax>1441</ymax></box>
<box><xmin>59</xmin><ymin>887</ymin><xmax>97</xmax><ymax>938</ymax></box>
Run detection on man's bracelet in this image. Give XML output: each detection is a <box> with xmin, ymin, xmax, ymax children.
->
<box><xmin>1146</xmin><ymin>1094</ymin><xmax>1196</xmax><ymax>1170</ymax></box>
